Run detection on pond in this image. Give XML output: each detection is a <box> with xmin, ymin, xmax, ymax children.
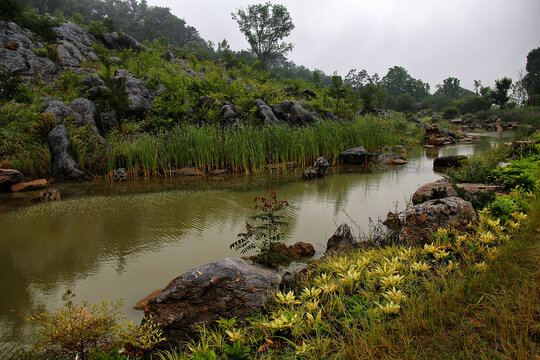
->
<box><xmin>0</xmin><ymin>132</ymin><xmax>513</xmax><ymax>347</ymax></box>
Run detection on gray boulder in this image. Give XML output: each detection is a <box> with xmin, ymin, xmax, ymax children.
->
<box><xmin>411</xmin><ymin>179</ymin><xmax>458</xmax><ymax>205</ymax></box>
<box><xmin>53</xmin><ymin>21</ymin><xmax>98</xmax><ymax>67</ymax></box>
<box><xmin>113</xmin><ymin>168</ymin><xmax>128</xmax><ymax>182</ymax></box>
<box><xmin>161</xmin><ymin>50</ymin><xmax>174</xmax><ymax>61</ymax></box>
<box><xmin>302</xmin><ymin>89</ymin><xmax>317</xmax><ymax>99</ymax></box>
<box><xmin>114</xmin><ymin>69</ymin><xmax>151</xmax><ymax>118</ymax></box>
<box><xmin>47</xmin><ymin>125</ymin><xmax>87</xmax><ymax>181</ymax></box>
<box><xmin>254</xmin><ymin>99</ymin><xmax>280</xmax><ymax>124</ymax></box>
<box><xmin>42</xmin><ymin>99</ymin><xmax>79</xmax><ymax>122</ymax></box>
<box><xmin>101</xmin><ymin>32</ymin><xmax>147</xmax><ymax>52</ymax></box>
<box><xmin>375</xmin><ymin>153</ymin><xmax>407</xmax><ymax>165</ymax></box>
<box><xmin>433</xmin><ymin>155</ymin><xmax>468</xmax><ymax>168</ymax></box>
<box><xmin>0</xmin><ymin>21</ymin><xmax>58</xmax><ymax>76</ymax></box>
<box><xmin>144</xmin><ymin>258</ymin><xmax>281</xmax><ymax>342</ymax></box>
<box><xmin>99</xmin><ymin>111</ymin><xmax>119</xmax><ymax>133</ymax></box>
<box><xmin>303</xmin><ymin>156</ymin><xmax>330</xmax><ymax>179</ymax></box>
<box><xmin>270</xmin><ymin>101</ymin><xmax>319</xmax><ymax>125</ymax></box>
<box><xmin>68</xmin><ymin>98</ymin><xmax>100</xmax><ymax>133</ymax></box>
<box><xmin>81</xmin><ymin>74</ymin><xmax>109</xmax><ymax>100</ymax></box>
<box><xmin>339</xmin><ymin>147</ymin><xmax>372</xmax><ymax>165</ymax></box>
<box><xmin>384</xmin><ymin>197</ymin><xmax>477</xmax><ymax>245</ymax></box>
<box><xmin>325</xmin><ymin>223</ymin><xmax>359</xmax><ymax>256</ymax></box>
<box><xmin>440</xmin><ymin>128</ymin><xmax>456</xmax><ymax>138</ymax></box>
<box><xmin>220</xmin><ymin>105</ymin><xmax>241</xmax><ymax>126</ymax></box>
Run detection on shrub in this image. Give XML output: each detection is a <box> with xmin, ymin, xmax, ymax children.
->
<box><xmin>27</xmin><ymin>289</ymin><xmax>164</xmax><ymax>360</ymax></box>
<box><xmin>0</xmin><ymin>72</ymin><xmax>32</xmax><ymax>103</ymax></box>
<box><xmin>441</xmin><ymin>105</ymin><xmax>460</xmax><ymax>120</ymax></box>
<box><xmin>491</xmin><ymin>157</ymin><xmax>539</xmax><ymax>192</ymax></box>
<box><xmin>230</xmin><ymin>191</ymin><xmax>290</xmax><ymax>268</ymax></box>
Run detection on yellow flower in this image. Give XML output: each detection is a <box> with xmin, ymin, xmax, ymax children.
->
<box><xmin>275</xmin><ymin>291</ymin><xmax>301</xmax><ymax>306</ymax></box>
<box><xmin>433</xmin><ymin>250</ymin><xmax>450</xmax><ymax>260</ymax></box>
<box><xmin>301</xmin><ymin>287</ymin><xmax>322</xmax><ymax>300</ymax></box>
<box><xmin>479</xmin><ymin>230</ymin><xmax>496</xmax><ymax>244</ymax></box>
<box><xmin>474</xmin><ymin>261</ymin><xmax>488</xmax><ymax>273</ymax></box>
<box><xmin>423</xmin><ymin>243</ymin><xmax>438</xmax><ymax>255</ymax></box>
<box><xmin>304</xmin><ymin>299</ymin><xmax>319</xmax><ymax>312</ymax></box>
<box><xmin>411</xmin><ymin>261</ymin><xmax>430</xmax><ymax>272</ymax></box>
<box><xmin>377</xmin><ymin>301</ymin><xmax>401</xmax><ymax>315</ymax></box>
<box><xmin>318</xmin><ymin>282</ymin><xmax>338</xmax><ymax>294</ymax></box>
<box><xmin>225</xmin><ymin>328</ymin><xmax>244</xmax><ymax>342</ymax></box>
<box><xmin>380</xmin><ymin>274</ymin><xmax>404</xmax><ymax>288</ymax></box>
<box><xmin>383</xmin><ymin>287</ymin><xmax>406</xmax><ymax>303</ymax></box>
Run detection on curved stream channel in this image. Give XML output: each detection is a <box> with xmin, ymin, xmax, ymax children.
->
<box><xmin>0</xmin><ymin>132</ymin><xmax>514</xmax><ymax>347</ymax></box>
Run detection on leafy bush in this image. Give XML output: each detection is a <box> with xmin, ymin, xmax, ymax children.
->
<box><xmin>32</xmin><ymin>43</ymin><xmax>60</xmax><ymax>62</ymax></box>
<box><xmin>441</xmin><ymin>105</ymin><xmax>460</xmax><ymax>119</ymax></box>
<box><xmin>491</xmin><ymin>157</ymin><xmax>539</xmax><ymax>192</ymax></box>
<box><xmin>0</xmin><ymin>72</ymin><xmax>32</xmax><ymax>103</ymax></box>
<box><xmin>27</xmin><ymin>289</ymin><xmax>164</xmax><ymax>360</ymax></box>
<box><xmin>230</xmin><ymin>191</ymin><xmax>290</xmax><ymax>268</ymax></box>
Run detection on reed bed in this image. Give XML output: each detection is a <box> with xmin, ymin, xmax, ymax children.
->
<box><xmin>104</xmin><ymin>115</ymin><xmax>416</xmax><ymax>177</ymax></box>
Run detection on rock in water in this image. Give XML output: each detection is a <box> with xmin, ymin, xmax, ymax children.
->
<box><xmin>339</xmin><ymin>147</ymin><xmax>372</xmax><ymax>165</ymax></box>
<box><xmin>0</xmin><ymin>169</ymin><xmax>23</xmax><ymax>191</ymax></box>
<box><xmin>384</xmin><ymin>197</ymin><xmax>477</xmax><ymax>245</ymax></box>
<box><xmin>433</xmin><ymin>155</ymin><xmax>468</xmax><ymax>168</ymax></box>
<box><xmin>303</xmin><ymin>156</ymin><xmax>330</xmax><ymax>179</ymax></box>
<box><xmin>144</xmin><ymin>258</ymin><xmax>281</xmax><ymax>342</ymax></box>
<box><xmin>326</xmin><ymin>223</ymin><xmax>358</xmax><ymax>256</ymax></box>
<box><xmin>411</xmin><ymin>179</ymin><xmax>458</xmax><ymax>205</ymax></box>
<box><xmin>47</xmin><ymin>125</ymin><xmax>87</xmax><ymax>181</ymax></box>
<box><xmin>113</xmin><ymin>168</ymin><xmax>128</xmax><ymax>182</ymax></box>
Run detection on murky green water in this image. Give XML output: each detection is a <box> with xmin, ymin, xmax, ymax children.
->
<box><xmin>0</xmin><ymin>132</ymin><xmax>513</xmax><ymax>347</ymax></box>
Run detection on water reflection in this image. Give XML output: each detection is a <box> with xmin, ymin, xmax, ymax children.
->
<box><xmin>0</xmin><ymin>132</ymin><xmax>514</xmax><ymax>346</ymax></box>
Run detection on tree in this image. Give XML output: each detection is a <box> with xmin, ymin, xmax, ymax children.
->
<box><xmin>437</xmin><ymin>77</ymin><xmax>461</xmax><ymax>101</ymax></box>
<box><xmin>491</xmin><ymin>77</ymin><xmax>512</xmax><ymax>109</ymax></box>
<box><xmin>328</xmin><ymin>73</ymin><xmax>346</xmax><ymax>114</ymax></box>
<box><xmin>232</xmin><ymin>2</ymin><xmax>294</xmax><ymax>63</ymax></box>
<box><xmin>473</xmin><ymin>80</ymin><xmax>482</xmax><ymax>95</ymax></box>
<box><xmin>523</xmin><ymin>47</ymin><xmax>540</xmax><ymax>105</ymax></box>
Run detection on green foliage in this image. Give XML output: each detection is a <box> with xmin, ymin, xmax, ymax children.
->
<box><xmin>0</xmin><ymin>0</ymin><xmax>24</xmax><ymax>21</ymax></box>
<box><xmin>223</xmin><ymin>341</ymin><xmax>251</xmax><ymax>360</ymax></box>
<box><xmin>454</xmin><ymin>94</ymin><xmax>492</xmax><ymax>114</ymax></box>
<box><xmin>447</xmin><ymin>145</ymin><xmax>511</xmax><ymax>184</ymax></box>
<box><xmin>231</xmin><ymin>2</ymin><xmax>295</xmax><ymax>63</ymax></box>
<box><xmin>441</xmin><ymin>105</ymin><xmax>460</xmax><ymax>119</ymax></box>
<box><xmin>492</xmin><ymin>157</ymin><xmax>539</xmax><ymax>192</ymax></box>
<box><xmin>55</xmin><ymin>70</ymin><xmax>85</xmax><ymax>102</ymax></box>
<box><xmin>13</xmin><ymin>8</ymin><xmax>60</xmax><ymax>43</ymax></box>
<box><xmin>230</xmin><ymin>191</ymin><xmax>290</xmax><ymax>268</ymax></box>
<box><xmin>396</xmin><ymin>93</ymin><xmax>415</xmax><ymax>112</ymax></box>
<box><xmin>491</xmin><ymin>77</ymin><xmax>513</xmax><ymax>109</ymax></box>
<box><xmin>0</xmin><ymin>72</ymin><xmax>32</xmax><ymax>103</ymax></box>
<box><xmin>32</xmin><ymin>43</ymin><xmax>60</xmax><ymax>62</ymax></box>
<box><xmin>524</xmin><ymin>47</ymin><xmax>540</xmax><ymax>106</ymax></box>
<box><xmin>27</xmin><ymin>289</ymin><xmax>163</xmax><ymax>360</ymax></box>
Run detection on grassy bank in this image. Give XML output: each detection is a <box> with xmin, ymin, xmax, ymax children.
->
<box><xmin>152</xmin><ymin>140</ymin><xmax>538</xmax><ymax>360</ymax></box>
<box><xmin>1</xmin><ymin>112</ymin><xmax>420</xmax><ymax>178</ymax></box>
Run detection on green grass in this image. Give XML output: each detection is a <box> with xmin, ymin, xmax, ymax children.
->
<box><xmin>103</xmin><ymin>115</ymin><xmax>420</xmax><ymax>177</ymax></box>
<box><xmin>348</xmin><ymin>196</ymin><xmax>540</xmax><ymax>360</ymax></box>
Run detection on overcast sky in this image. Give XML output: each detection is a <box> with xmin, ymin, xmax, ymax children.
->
<box><xmin>147</xmin><ymin>0</ymin><xmax>539</xmax><ymax>92</ymax></box>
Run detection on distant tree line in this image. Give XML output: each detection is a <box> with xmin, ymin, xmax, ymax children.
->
<box><xmin>17</xmin><ymin>0</ymin><xmax>206</xmax><ymax>48</ymax></box>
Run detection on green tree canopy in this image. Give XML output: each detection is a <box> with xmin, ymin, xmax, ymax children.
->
<box><xmin>231</xmin><ymin>2</ymin><xmax>294</xmax><ymax>63</ymax></box>
<box><xmin>524</xmin><ymin>47</ymin><xmax>540</xmax><ymax>105</ymax></box>
<box><xmin>491</xmin><ymin>77</ymin><xmax>513</xmax><ymax>109</ymax></box>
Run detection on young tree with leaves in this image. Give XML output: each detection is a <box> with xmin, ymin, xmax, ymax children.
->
<box><xmin>231</xmin><ymin>2</ymin><xmax>294</xmax><ymax>63</ymax></box>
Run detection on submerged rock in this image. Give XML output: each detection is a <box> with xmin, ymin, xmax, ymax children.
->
<box><xmin>35</xmin><ymin>189</ymin><xmax>61</xmax><ymax>202</ymax></box>
<box><xmin>144</xmin><ymin>258</ymin><xmax>281</xmax><ymax>342</ymax></box>
<box><xmin>384</xmin><ymin>197</ymin><xmax>477</xmax><ymax>245</ymax></box>
<box><xmin>10</xmin><ymin>179</ymin><xmax>48</xmax><ymax>192</ymax></box>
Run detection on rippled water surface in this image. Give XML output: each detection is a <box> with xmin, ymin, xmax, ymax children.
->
<box><xmin>0</xmin><ymin>132</ymin><xmax>513</xmax><ymax>346</ymax></box>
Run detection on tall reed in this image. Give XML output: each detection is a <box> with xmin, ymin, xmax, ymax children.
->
<box><xmin>101</xmin><ymin>115</ymin><xmax>418</xmax><ymax>176</ymax></box>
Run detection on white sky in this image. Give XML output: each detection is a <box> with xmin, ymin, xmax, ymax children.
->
<box><xmin>147</xmin><ymin>0</ymin><xmax>540</xmax><ymax>91</ymax></box>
